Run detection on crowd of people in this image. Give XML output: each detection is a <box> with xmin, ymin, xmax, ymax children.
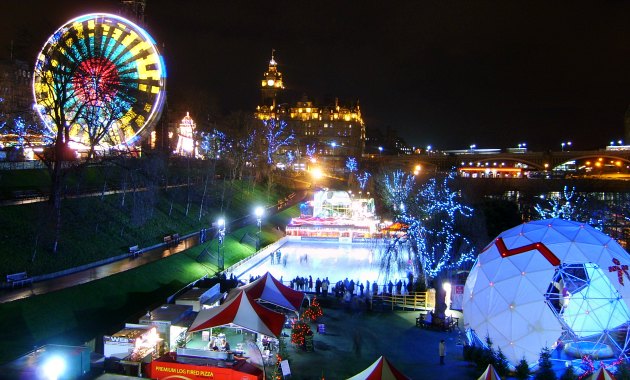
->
<box><xmin>279</xmin><ymin>276</ymin><xmax>417</xmax><ymax>300</ymax></box>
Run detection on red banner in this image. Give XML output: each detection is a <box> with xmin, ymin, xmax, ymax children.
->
<box><xmin>149</xmin><ymin>360</ymin><xmax>261</xmax><ymax>380</ymax></box>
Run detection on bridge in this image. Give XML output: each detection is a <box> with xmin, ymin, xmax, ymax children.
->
<box><xmin>370</xmin><ymin>149</ymin><xmax>630</xmax><ymax>173</ymax></box>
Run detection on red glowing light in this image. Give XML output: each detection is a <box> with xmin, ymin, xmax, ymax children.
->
<box><xmin>72</xmin><ymin>57</ymin><xmax>120</xmax><ymax>105</ymax></box>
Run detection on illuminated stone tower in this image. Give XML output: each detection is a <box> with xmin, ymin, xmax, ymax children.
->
<box><xmin>254</xmin><ymin>53</ymin><xmax>365</xmax><ymax>160</ymax></box>
<box><xmin>257</xmin><ymin>50</ymin><xmax>284</xmax><ymax>119</ymax></box>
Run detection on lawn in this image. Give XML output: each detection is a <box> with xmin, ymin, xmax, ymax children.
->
<box><xmin>0</xmin><ymin>176</ymin><xmax>292</xmax><ymax>278</ymax></box>
<box><xmin>0</xmin><ymin>204</ymin><xmax>300</xmax><ymax>365</ymax></box>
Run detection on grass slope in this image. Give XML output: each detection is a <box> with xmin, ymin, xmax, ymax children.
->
<box><xmin>0</xmin><ymin>205</ymin><xmax>300</xmax><ymax>365</ymax></box>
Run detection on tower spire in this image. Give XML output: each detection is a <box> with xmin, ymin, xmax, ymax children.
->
<box><xmin>270</xmin><ymin>48</ymin><xmax>276</xmax><ymax>66</ymax></box>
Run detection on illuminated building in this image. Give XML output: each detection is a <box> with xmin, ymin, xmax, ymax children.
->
<box><xmin>255</xmin><ymin>53</ymin><xmax>366</xmax><ymax>159</ymax></box>
<box><xmin>0</xmin><ymin>60</ymin><xmax>33</xmax><ymax>121</ymax></box>
<box><xmin>0</xmin><ymin>59</ymin><xmax>44</xmax><ymax>157</ymax></box>
<box><xmin>286</xmin><ymin>190</ymin><xmax>378</xmax><ymax>243</ymax></box>
<box><xmin>175</xmin><ymin>112</ymin><xmax>196</xmax><ymax>157</ymax></box>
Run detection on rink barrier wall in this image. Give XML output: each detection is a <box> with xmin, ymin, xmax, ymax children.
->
<box><xmin>227</xmin><ymin>237</ymin><xmax>289</xmax><ymax>279</ymax></box>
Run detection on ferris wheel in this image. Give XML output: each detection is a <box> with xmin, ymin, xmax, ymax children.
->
<box><xmin>33</xmin><ymin>13</ymin><xmax>166</xmax><ymax>149</ymax></box>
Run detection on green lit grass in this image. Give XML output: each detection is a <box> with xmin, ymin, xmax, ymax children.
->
<box><xmin>0</xmin><ymin>205</ymin><xmax>299</xmax><ymax>365</ymax></box>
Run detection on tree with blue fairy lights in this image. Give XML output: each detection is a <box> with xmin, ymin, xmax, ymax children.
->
<box><xmin>378</xmin><ymin>171</ymin><xmax>477</xmax><ymax>293</ymax></box>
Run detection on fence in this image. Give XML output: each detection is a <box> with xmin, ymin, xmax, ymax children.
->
<box><xmin>373</xmin><ymin>290</ymin><xmax>435</xmax><ymax>311</ymax></box>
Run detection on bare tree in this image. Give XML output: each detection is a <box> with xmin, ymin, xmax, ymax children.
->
<box><xmin>257</xmin><ymin>118</ymin><xmax>294</xmax><ymax>196</ymax></box>
<box><xmin>33</xmin><ymin>47</ymin><xmax>88</xmax><ymax>253</ymax></box>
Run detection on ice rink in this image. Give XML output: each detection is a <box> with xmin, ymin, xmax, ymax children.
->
<box><xmin>237</xmin><ymin>240</ymin><xmax>412</xmax><ymax>289</ymax></box>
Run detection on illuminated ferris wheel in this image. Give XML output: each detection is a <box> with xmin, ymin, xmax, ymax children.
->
<box><xmin>33</xmin><ymin>13</ymin><xmax>166</xmax><ymax>149</ymax></box>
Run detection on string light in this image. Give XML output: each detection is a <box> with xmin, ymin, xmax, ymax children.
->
<box><xmin>384</xmin><ymin>171</ymin><xmax>476</xmax><ymax>279</ymax></box>
<box><xmin>345</xmin><ymin>157</ymin><xmax>358</xmax><ymax>173</ymax></box>
<box><xmin>303</xmin><ymin>297</ymin><xmax>323</xmax><ymax>322</ymax></box>
<box><xmin>291</xmin><ymin>319</ymin><xmax>312</xmax><ymax>348</ymax></box>
<box><xmin>357</xmin><ymin>171</ymin><xmax>371</xmax><ymax>190</ymax></box>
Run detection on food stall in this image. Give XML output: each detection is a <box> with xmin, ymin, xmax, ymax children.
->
<box><xmin>175</xmin><ymin>284</ymin><xmax>223</xmax><ymax>312</ymax></box>
<box><xmin>140</xmin><ymin>304</ymin><xmax>195</xmax><ymax>352</ymax></box>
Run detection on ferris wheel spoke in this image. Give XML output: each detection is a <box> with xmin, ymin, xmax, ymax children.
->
<box><xmin>34</xmin><ymin>13</ymin><xmax>166</xmax><ymax>149</ymax></box>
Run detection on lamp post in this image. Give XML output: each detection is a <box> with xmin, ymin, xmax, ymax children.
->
<box><xmin>561</xmin><ymin>141</ymin><xmax>571</xmax><ymax>152</ymax></box>
<box><xmin>469</xmin><ymin>144</ymin><xmax>476</xmax><ymax>152</ymax></box>
<box><xmin>331</xmin><ymin>142</ymin><xmax>336</xmax><ymax>156</ymax></box>
<box><xmin>255</xmin><ymin>206</ymin><xmax>264</xmax><ymax>250</ymax></box>
<box><xmin>378</xmin><ymin>146</ymin><xmax>383</xmax><ymax>157</ymax></box>
<box><xmin>217</xmin><ymin>218</ymin><xmax>225</xmax><ymax>271</ymax></box>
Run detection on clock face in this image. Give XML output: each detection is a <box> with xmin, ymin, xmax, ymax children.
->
<box><xmin>267</xmin><ymin>79</ymin><xmax>275</xmax><ymax>86</ymax></box>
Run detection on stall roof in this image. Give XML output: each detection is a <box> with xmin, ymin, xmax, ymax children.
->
<box><xmin>139</xmin><ymin>304</ymin><xmax>193</xmax><ymax>325</ymax></box>
<box><xmin>347</xmin><ymin>356</ymin><xmax>410</xmax><ymax>380</ymax></box>
<box><xmin>229</xmin><ymin>272</ymin><xmax>304</xmax><ymax>313</ymax></box>
<box><xmin>188</xmin><ymin>290</ymin><xmax>285</xmax><ymax>337</ymax></box>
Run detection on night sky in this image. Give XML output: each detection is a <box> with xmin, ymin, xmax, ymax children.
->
<box><xmin>2</xmin><ymin>0</ymin><xmax>630</xmax><ymax>150</ymax></box>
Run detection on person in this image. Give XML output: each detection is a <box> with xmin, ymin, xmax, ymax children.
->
<box><xmin>270</xmin><ymin>252</ymin><xmax>274</xmax><ymax>264</ymax></box>
<box><xmin>322</xmin><ymin>279</ymin><xmax>329</xmax><ymax>297</ymax></box>
<box><xmin>439</xmin><ymin>339</ymin><xmax>446</xmax><ymax>365</ymax></box>
<box><xmin>224</xmin><ymin>340</ymin><xmax>231</xmax><ymax>351</ymax></box>
<box><xmin>423</xmin><ymin>311</ymin><xmax>433</xmax><ymax>328</ymax></box>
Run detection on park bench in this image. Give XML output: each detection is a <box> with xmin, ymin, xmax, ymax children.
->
<box><xmin>129</xmin><ymin>245</ymin><xmax>140</xmax><ymax>257</ymax></box>
<box><xmin>6</xmin><ymin>272</ymin><xmax>31</xmax><ymax>288</ymax></box>
<box><xmin>6</xmin><ymin>272</ymin><xmax>28</xmax><ymax>282</ymax></box>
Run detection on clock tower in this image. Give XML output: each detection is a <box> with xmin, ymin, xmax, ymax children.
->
<box><xmin>260</xmin><ymin>50</ymin><xmax>284</xmax><ymax>112</ymax></box>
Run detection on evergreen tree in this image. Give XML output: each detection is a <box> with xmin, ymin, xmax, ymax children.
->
<box><xmin>515</xmin><ymin>358</ymin><xmax>531</xmax><ymax>380</ymax></box>
<box><xmin>616</xmin><ymin>360</ymin><xmax>630</xmax><ymax>380</ymax></box>
<box><xmin>559</xmin><ymin>364</ymin><xmax>578</xmax><ymax>380</ymax></box>
<box><xmin>494</xmin><ymin>348</ymin><xmax>510</xmax><ymax>378</ymax></box>
<box><xmin>535</xmin><ymin>347</ymin><xmax>557</xmax><ymax>380</ymax></box>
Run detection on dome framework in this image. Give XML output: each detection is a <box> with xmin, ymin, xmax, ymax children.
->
<box><xmin>463</xmin><ymin>219</ymin><xmax>630</xmax><ymax>366</ymax></box>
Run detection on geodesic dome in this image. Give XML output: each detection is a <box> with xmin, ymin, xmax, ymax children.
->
<box><xmin>463</xmin><ymin>218</ymin><xmax>630</xmax><ymax>366</ymax></box>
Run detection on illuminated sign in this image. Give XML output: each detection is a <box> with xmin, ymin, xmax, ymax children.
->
<box><xmin>149</xmin><ymin>361</ymin><xmax>261</xmax><ymax>380</ymax></box>
<box><xmin>104</xmin><ymin>336</ymin><xmax>133</xmax><ymax>344</ymax></box>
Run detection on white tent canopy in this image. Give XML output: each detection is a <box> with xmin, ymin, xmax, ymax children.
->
<box><xmin>346</xmin><ymin>356</ymin><xmax>409</xmax><ymax>380</ymax></box>
<box><xmin>188</xmin><ymin>290</ymin><xmax>285</xmax><ymax>337</ymax></box>
<box><xmin>477</xmin><ymin>364</ymin><xmax>501</xmax><ymax>380</ymax></box>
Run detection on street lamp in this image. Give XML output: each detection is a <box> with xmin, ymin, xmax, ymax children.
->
<box><xmin>469</xmin><ymin>144</ymin><xmax>476</xmax><ymax>152</ymax></box>
<box><xmin>331</xmin><ymin>142</ymin><xmax>336</xmax><ymax>156</ymax></box>
<box><xmin>378</xmin><ymin>146</ymin><xmax>383</xmax><ymax>156</ymax></box>
<box><xmin>561</xmin><ymin>141</ymin><xmax>572</xmax><ymax>151</ymax></box>
<box><xmin>254</xmin><ymin>206</ymin><xmax>264</xmax><ymax>250</ymax></box>
<box><xmin>217</xmin><ymin>218</ymin><xmax>225</xmax><ymax>271</ymax></box>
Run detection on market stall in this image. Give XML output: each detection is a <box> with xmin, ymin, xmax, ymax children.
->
<box><xmin>228</xmin><ymin>272</ymin><xmax>305</xmax><ymax>314</ymax></box>
<box><xmin>347</xmin><ymin>356</ymin><xmax>410</xmax><ymax>380</ymax></box>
